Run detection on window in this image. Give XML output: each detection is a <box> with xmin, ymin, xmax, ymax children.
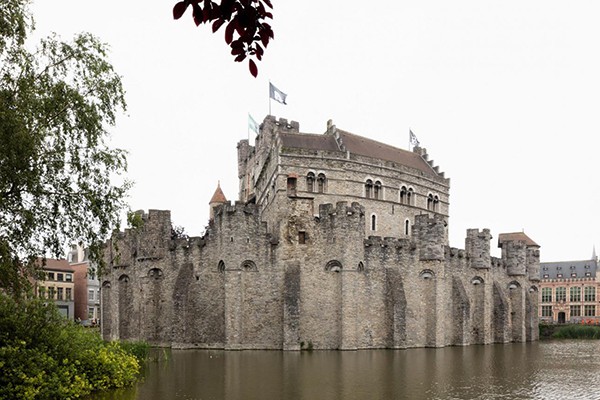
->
<box><xmin>427</xmin><ymin>194</ymin><xmax>439</xmax><ymax>211</ymax></box>
<box><xmin>298</xmin><ymin>231</ymin><xmax>306</xmax><ymax>244</ymax></box>
<box><xmin>570</xmin><ymin>305</ymin><xmax>581</xmax><ymax>317</ymax></box>
<box><xmin>374</xmin><ymin>181</ymin><xmax>382</xmax><ymax>200</ymax></box>
<box><xmin>371</xmin><ymin>214</ymin><xmax>377</xmax><ymax>231</ymax></box>
<box><xmin>541</xmin><ymin>305</ymin><xmax>552</xmax><ymax>317</ymax></box>
<box><xmin>400</xmin><ymin>186</ymin><xmax>408</xmax><ymax>204</ymax></box>
<box><xmin>542</xmin><ymin>267</ymin><xmax>548</xmax><ymax>271</ymax></box>
<box><xmin>543</xmin><ymin>274</ymin><xmax>549</xmax><ymax>279</ymax></box>
<box><xmin>586</xmin><ymin>272</ymin><xmax>592</xmax><ymax>277</ymax></box>
<box><xmin>48</xmin><ymin>287</ymin><xmax>55</xmax><ymax>300</ymax></box>
<box><xmin>57</xmin><ymin>287</ymin><xmax>63</xmax><ymax>300</ymax></box>
<box><xmin>306</xmin><ymin>172</ymin><xmax>315</xmax><ymax>192</ymax></box>
<box><xmin>557</xmin><ymin>274</ymin><xmax>563</xmax><ymax>278</ymax></box>
<box><xmin>365</xmin><ymin>179</ymin><xmax>373</xmax><ymax>198</ymax></box>
<box><xmin>541</xmin><ymin>287</ymin><xmax>552</xmax><ymax>303</ymax></box>
<box><xmin>65</xmin><ymin>273</ymin><xmax>72</xmax><ymax>282</ymax></box>
<box><xmin>57</xmin><ymin>273</ymin><xmax>64</xmax><ymax>282</ymax></box>
<box><xmin>317</xmin><ymin>173</ymin><xmax>326</xmax><ymax>193</ymax></box>
<box><xmin>570</xmin><ymin>287</ymin><xmax>581</xmax><ymax>302</ymax></box>
<box><xmin>585</xmin><ymin>286</ymin><xmax>596</xmax><ymax>302</ymax></box>
<box><xmin>89</xmin><ymin>289</ymin><xmax>95</xmax><ymax>301</ymax></box>
<box><xmin>88</xmin><ymin>307</ymin><xmax>95</xmax><ymax>319</ymax></box>
<box><xmin>585</xmin><ymin>305</ymin><xmax>596</xmax><ymax>317</ymax></box>
<box><xmin>571</xmin><ymin>273</ymin><xmax>577</xmax><ymax>278</ymax></box>
<box><xmin>556</xmin><ymin>287</ymin><xmax>566</xmax><ymax>302</ymax></box>
<box><xmin>404</xmin><ymin>219</ymin><xmax>410</xmax><ymax>235</ymax></box>
<box><xmin>287</xmin><ymin>177</ymin><xmax>297</xmax><ymax>196</ymax></box>
<box><xmin>570</xmin><ymin>265</ymin><xmax>576</xmax><ymax>270</ymax></box>
<box><xmin>66</xmin><ymin>288</ymin><xmax>72</xmax><ymax>300</ymax></box>
<box><xmin>47</xmin><ymin>272</ymin><xmax>55</xmax><ymax>281</ymax></box>
<box><xmin>38</xmin><ymin>286</ymin><xmax>46</xmax><ymax>298</ymax></box>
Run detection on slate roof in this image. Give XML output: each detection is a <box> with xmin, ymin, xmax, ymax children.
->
<box><xmin>497</xmin><ymin>232</ymin><xmax>539</xmax><ymax>248</ymax></box>
<box><xmin>39</xmin><ymin>258</ymin><xmax>73</xmax><ymax>272</ymax></box>
<box><xmin>540</xmin><ymin>259</ymin><xmax>597</xmax><ymax>280</ymax></box>
<box><xmin>279</xmin><ymin>129</ymin><xmax>438</xmax><ymax>176</ymax></box>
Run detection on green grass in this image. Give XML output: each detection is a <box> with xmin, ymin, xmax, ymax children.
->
<box><xmin>552</xmin><ymin>325</ymin><xmax>600</xmax><ymax>339</ymax></box>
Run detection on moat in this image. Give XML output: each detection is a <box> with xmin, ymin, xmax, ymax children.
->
<box><xmin>89</xmin><ymin>340</ymin><xmax>598</xmax><ymax>400</ymax></box>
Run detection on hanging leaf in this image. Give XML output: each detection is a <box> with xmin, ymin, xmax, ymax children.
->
<box><xmin>249</xmin><ymin>59</ymin><xmax>258</xmax><ymax>77</ymax></box>
<box><xmin>173</xmin><ymin>1</ymin><xmax>189</xmax><ymax>19</ymax></box>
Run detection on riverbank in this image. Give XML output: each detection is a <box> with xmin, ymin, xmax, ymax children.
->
<box><xmin>540</xmin><ymin>323</ymin><xmax>600</xmax><ymax>339</ymax></box>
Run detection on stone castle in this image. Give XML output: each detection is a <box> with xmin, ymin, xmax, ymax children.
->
<box><xmin>100</xmin><ymin>116</ymin><xmax>540</xmax><ymax>350</ymax></box>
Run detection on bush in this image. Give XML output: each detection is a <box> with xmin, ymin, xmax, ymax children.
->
<box><xmin>0</xmin><ymin>294</ymin><xmax>143</xmax><ymax>399</ymax></box>
<box><xmin>552</xmin><ymin>325</ymin><xmax>600</xmax><ymax>339</ymax></box>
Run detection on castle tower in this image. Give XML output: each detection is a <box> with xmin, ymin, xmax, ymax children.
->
<box><xmin>209</xmin><ymin>182</ymin><xmax>227</xmax><ymax>220</ymax></box>
<box><xmin>498</xmin><ymin>232</ymin><xmax>539</xmax><ymax>276</ymax></box>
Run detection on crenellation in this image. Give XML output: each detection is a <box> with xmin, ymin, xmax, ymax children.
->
<box><xmin>102</xmin><ymin>116</ymin><xmax>539</xmax><ymax>350</ymax></box>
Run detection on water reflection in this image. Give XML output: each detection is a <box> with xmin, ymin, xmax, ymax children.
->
<box><xmin>89</xmin><ymin>341</ymin><xmax>600</xmax><ymax>400</ymax></box>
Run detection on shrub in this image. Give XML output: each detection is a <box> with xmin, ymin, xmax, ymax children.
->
<box><xmin>552</xmin><ymin>325</ymin><xmax>600</xmax><ymax>339</ymax></box>
<box><xmin>0</xmin><ymin>294</ymin><xmax>143</xmax><ymax>399</ymax></box>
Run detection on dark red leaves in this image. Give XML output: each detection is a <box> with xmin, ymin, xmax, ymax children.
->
<box><xmin>173</xmin><ymin>0</ymin><xmax>274</xmax><ymax>77</ymax></box>
<box><xmin>249</xmin><ymin>59</ymin><xmax>258</xmax><ymax>77</ymax></box>
<box><xmin>173</xmin><ymin>1</ymin><xmax>189</xmax><ymax>19</ymax></box>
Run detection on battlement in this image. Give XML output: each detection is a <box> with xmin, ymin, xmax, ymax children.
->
<box><xmin>413</xmin><ymin>146</ymin><xmax>445</xmax><ymax>178</ymax></box>
<box><xmin>465</xmin><ymin>228</ymin><xmax>492</xmax><ymax>269</ymax></box>
<box><xmin>318</xmin><ymin>201</ymin><xmax>364</xmax><ymax>219</ymax></box>
<box><xmin>263</xmin><ymin>115</ymin><xmax>300</xmax><ymax>133</ymax></box>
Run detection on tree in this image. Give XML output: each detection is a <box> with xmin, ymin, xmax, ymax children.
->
<box><xmin>173</xmin><ymin>0</ymin><xmax>274</xmax><ymax>77</ymax></box>
<box><xmin>0</xmin><ymin>0</ymin><xmax>130</xmax><ymax>296</ymax></box>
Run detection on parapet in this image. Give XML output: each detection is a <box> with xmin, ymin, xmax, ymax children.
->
<box><xmin>318</xmin><ymin>201</ymin><xmax>364</xmax><ymax>219</ymax></box>
<box><xmin>465</xmin><ymin>228</ymin><xmax>492</xmax><ymax>269</ymax></box>
<box><xmin>414</xmin><ymin>214</ymin><xmax>446</xmax><ymax>261</ymax></box>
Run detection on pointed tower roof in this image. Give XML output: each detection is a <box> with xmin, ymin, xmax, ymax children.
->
<box><xmin>209</xmin><ymin>181</ymin><xmax>227</xmax><ymax>204</ymax></box>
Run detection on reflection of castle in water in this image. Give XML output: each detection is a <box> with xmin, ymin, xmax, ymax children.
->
<box><xmin>101</xmin><ymin>116</ymin><xmax>540</xmax><ymax>349</ymax></box>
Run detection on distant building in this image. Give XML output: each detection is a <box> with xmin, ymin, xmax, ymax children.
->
<box><xmin>35</xmin><ymin>259</ymin><xmax>75</xmax><ymax>319</ymax></box>
<box><xmin>68</xmin><ymin>244</ymin><xmax>100</xmax><ymax>324</ymax></box>
<box><xmin>539</xmin><ymin>251</ymin><xmax>599</xmax><ymax>323</ymax></box>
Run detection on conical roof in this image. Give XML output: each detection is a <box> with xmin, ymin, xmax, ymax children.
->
<box><xmin>209</xmin><ymin>182</ymin><xmax>227</xmax><ymax>204</ymax></box>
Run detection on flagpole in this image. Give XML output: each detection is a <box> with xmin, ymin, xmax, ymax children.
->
<box><xmin>268</xmin><ymin>80</ymin><xmax>272</xmax><ymax>116</ymax></box>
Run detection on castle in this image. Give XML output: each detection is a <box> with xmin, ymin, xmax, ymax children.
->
<box><xmin>100</xmin><ymin>116</ymin><xmax>540</xmax><ymax>350</ymax></box>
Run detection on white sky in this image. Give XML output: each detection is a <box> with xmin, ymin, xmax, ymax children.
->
<box><xmin>30</xmin><ymin>1</ymin><xmax>600</xmax><ymax>262</ymax></box>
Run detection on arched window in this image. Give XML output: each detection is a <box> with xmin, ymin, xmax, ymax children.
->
<box><xmin>371</xmin><ymin>214</ymin><xmax>377</xmax><ymax>231</ymax></box>
<box><xmin>400</xmin><ymin>186</ymin><xmax>407</xmax><ymax>204</ymax></box>
<box><xmin>407</xmin><ymin>187</ymin><xmax>414</xmax><ymax>205</ymax></box>
<box><xmin>326</xmin><ymin>260</ymin><xmax>342</xmax><ymax>272</ymax></box>
<box><xmin>427</xmin><ymin>194</ymin><xmax>434</xmax><ymax>211</ymax></box>
<box><xmin>306</xmin><ymin>172</ymin><xmax>315</xmax><ymax>193</ymax></box>
<box><xmin>218</xmin><ymin>260</ymin><xmax>225</xmax><ymax>273</ymax></box>
<box><xmin>317</xmin><ymin>173</ymin><xmax>326</xmax><ymax>193</ymax></box>
<box><xmin>404</xmin><ymin>219</ymin><xmax>410</xmax><ymax>235</ymax></box>
<box><xmin>365</xmin><ymin>179</ymin><xmax>373</xmax><ymax>198</ymax></box>
<box><xmin>357</xmin><ymin>261</ymin><xmax>365</xmax><ymax>272</ymax></box>
<box><xmin>241</xmin><ymin>260</ymin><xmax>257</xmax><ymax>272</ymax></box>
<box><xmin>374</xmin><ymin>180</ymin><xmax>382</xmax><ymax>200</ymax></box>
<box><xmin>148</xmin><ymin>268</ymin><xmax>163</xmax><ymax>280</ymax></box>
<box><xmin>433</xmin><ymin>195</ymin><xmax>440</xmax><ymax>212</ymax></box>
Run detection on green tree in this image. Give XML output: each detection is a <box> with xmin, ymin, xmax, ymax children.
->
<box><xmin>0</xmin><ymin>0</ymin><xmax>130</xmax><ymax>296</ymax></box>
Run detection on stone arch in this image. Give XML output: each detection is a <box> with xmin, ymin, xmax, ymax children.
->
<box><xmin>118</xmin><ymin>274</ymin><xmax>130</xmax><ymax>283</ymax></box>
<box><xmin>471</xmin><ymin>276</ymin><xmax>484</xmax><ymax>285</ymax></box>
<box><xmin>218</xmin><ymin>260</ymin><xmax>225</xmax><ymax>273</ymax></box>
<box><xmin>419</xmin><ymin>269</ymin><xmax>435</xmax><ymax>280</ymax></box>
<box><xmin>118</xmin><ymin>274</ymin><xmax>133</xmax><ymax>340</ymax></box>
<box><xmin>471</xmin><ymin>276</ymin><xmax>486</xmax><ymax>344</ymax></box>
<box><xmin>508</xmin><ymin>281</ymin><xmax>521</xmax><ymax>290</ymax></box>
<box><xmin>241</xmin><ymin>260</ymin><xmax>257</xmax><ymax>271</ymax></box>
<box><xmin>102</xmin><ymin>280</ymin><xmax>111</xmax><ymax>288</ymax></box>
<box><xmin>357</xmin><ymin>261</ymin><xmax>365</xmax><ymax>272</ymax></box>
<box><xmin>148</xmin><ymin>268</ymin><xmax>163</xmax><ymax>280</ymax></box>
<box><xmin>326</xmin><ymin>260</ymin><xmax>342</xmax><ymax>273</ymax></box>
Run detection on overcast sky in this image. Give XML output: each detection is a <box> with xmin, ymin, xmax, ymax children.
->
<box><xmin>30</xmin><ymin>1</ymin><xmax>600</xmax><ymax>262</ymax></box>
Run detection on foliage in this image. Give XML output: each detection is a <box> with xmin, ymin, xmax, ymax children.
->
<box><xmin>0</xmin><ymin>0</ymin><xmax>129</xmax><ymax>295</ymax></box>
<box><xmin>0</xmin><ymin>294</ymin><xmax>143</xmax><ymax>399</ymax></box>
<box><xmin>173</xmin><ymin>0</ymin><xmax>274</xmax><ymax>77</ymax></box>
<box><xmin>126</xmin><ymin>211</ymin><xmax>144</xmax><ymax>231</ymax></box>
<box><xmin>119</xmin><ymin>341</ymin><xmax>150</xmax><ymax>363</ymax></box>
<box><xmin>552</xmin><ymin>325</ymin><xmax>600</xmax><ymax>339</ymax></box>
<box><xmin>171</xmin><ymin>225</ymin><xmax>189</xmax><ymax>240</ymax></box>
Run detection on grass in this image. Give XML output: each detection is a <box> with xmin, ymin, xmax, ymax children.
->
<box><xmin>552</xmin><ymin>325</ymin><xmax>600</xmax><ymax>339</ymax></box>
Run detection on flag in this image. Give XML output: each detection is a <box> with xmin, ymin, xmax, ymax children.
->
<box><xmin>248</xmin><ymin>113</ymin><xmax>259</xmax><ymax>135</ymax></box>
<box><xmin>409</xmin><ymin>130</ymin><xmax>420</xmax><ymax>147</ymax></box>
<box><xmin>269</xmin><ymin>82</ymin><xmax>287</xmax><ymax>105</ymax></box>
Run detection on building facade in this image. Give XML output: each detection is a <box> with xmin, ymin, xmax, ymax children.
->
<box><xmin>68</xmin><ymin>244</ymin><xmax>100</xmax><ymax>324</ymax></box>
<box><xmin>538</xmin><ymin>255</ymin><xmax>599</xmax><ymax>323</ymax></box>
<box><xmin>35</xmin><ymin>259</ymin><xmax>75</xmax><ymax>319</ymax></box>
<box><xmin>101</xmin><ymin>116</ymin><xmax>540</xmax><ymax>350</ymax></box>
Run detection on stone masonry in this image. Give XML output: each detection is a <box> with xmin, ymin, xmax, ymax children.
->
<box><xmin>101</xmin><ymin>116</ymin><xmax>540</xmax><ymax>349</ymax></box>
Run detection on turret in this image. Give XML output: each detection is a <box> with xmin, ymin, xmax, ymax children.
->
<box><xmin>209</xmin><ymin>182</ymin><xmax>227</xmax><ymax>220</ymax></box>
<box><xmin>465</xmin><ymin>228</ymin><xmax>491</xmax><ymax>269</ymax></box>
<box><xmin>498</xmin><ymin>232</ymin><xmax>539</xmax><ymax>276</ymax></box>
<box><xmin>414</xmin><ymin>214</ymin><xmax>446</xmax><ymax>261</ymax></box>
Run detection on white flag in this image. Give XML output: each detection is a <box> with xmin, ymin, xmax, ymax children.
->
<box><xmin>248</xmin><ymin>113</ymin><xmax>259</xmax><ymax>134</ymax></box>
<box><xmin>409</xmin><ymin>130</ymin><xmax>420</xmax><ymax>147</ymax></box>
<box><xmin>269</xmin><ymin>82</ymin><xmax>287</xmax><ymax>105</ymax></box>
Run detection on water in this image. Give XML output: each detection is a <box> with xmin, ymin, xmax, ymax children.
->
<box><xmin>90</xmin><ymin>341</ymin><xmax>600</xmax><ymax>400</ymax></box>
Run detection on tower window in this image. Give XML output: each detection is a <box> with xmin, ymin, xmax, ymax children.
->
<box><xmin>374</xmin><ymin>181</ymin><xmax>382</xmax><ymax>200</ymax></box>
<box><xmin>365</xmin><ymin>179</ymin><xmax>373</xmax><ymax>198</ymax></box>
<box><xmin>317</xmin><ymin>173</ymin><xmax>326</xmax><ymax>193</ymax></box>
<box><xmin>404</xmin><ymin>219</ymin><xmax>410</xmax><ymax>235</ymax></box>
<box><xmin>371</xmin><ymin>214</ymin><xmax>377</xmax><ymax>231</ymax></box>
<box><xmin>306</xmin><ymin>172</ymin><xmax>315</xmax><ymax>193</ymax></box>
